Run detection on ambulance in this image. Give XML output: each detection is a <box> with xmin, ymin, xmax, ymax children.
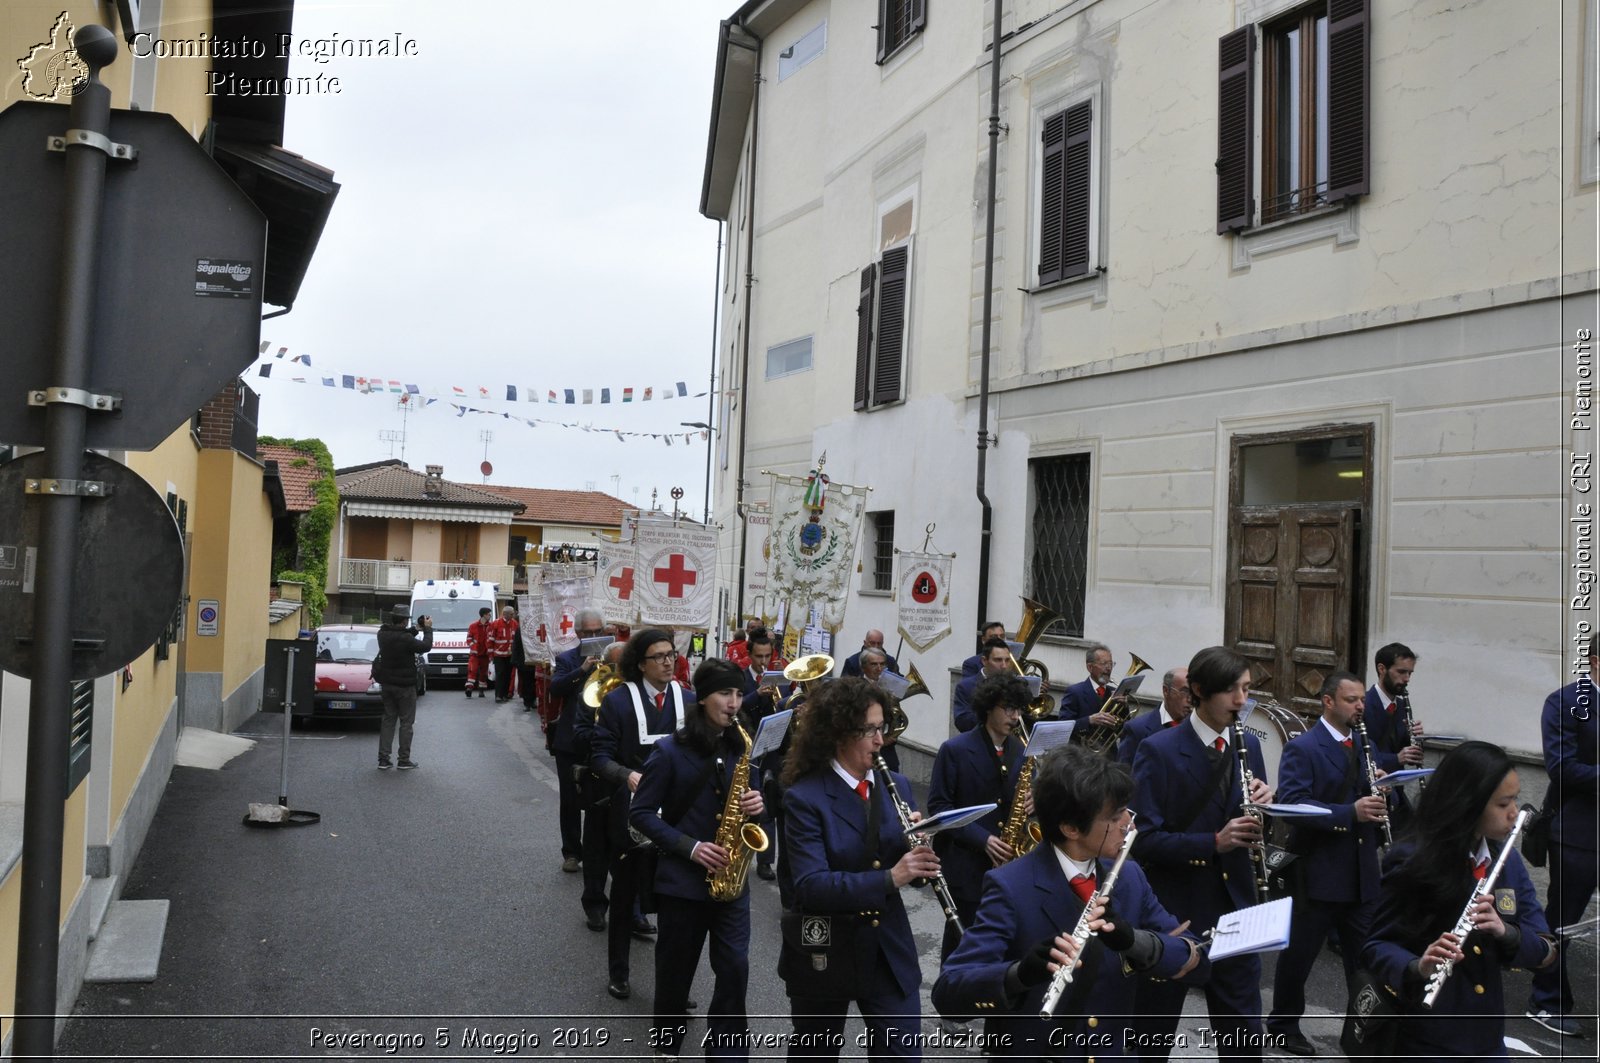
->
<box><xmin>408</xmin><ymin>579</ymin><xmax>500</xmax><ymax>682</ymax></box>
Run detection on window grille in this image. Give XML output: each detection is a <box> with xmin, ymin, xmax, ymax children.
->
<box><xmin>869</xmin><ymin>511</ymin><xmax>895</xmax><ymax>592</ymax></box>
<box><xmin>1030</xmin><ymin>455</ymin><xmax>1090</xmax><ymax>636</ymax></box>
<box><xmin>68</xmin><ymin>680</ymin><xmax>92</xmax><ymax>792</ymax></box>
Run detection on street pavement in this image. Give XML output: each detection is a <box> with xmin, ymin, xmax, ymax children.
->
<box><xmin>58</xmin><ymin>691</ymin><xmax>1595</xmax><ymax>1060</ymax></box>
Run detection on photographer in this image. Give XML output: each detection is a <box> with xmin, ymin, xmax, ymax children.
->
<box><xmin>375</xmin><ymin>604</ymin><xmax>433</xmax><ymax>770</ymax></box>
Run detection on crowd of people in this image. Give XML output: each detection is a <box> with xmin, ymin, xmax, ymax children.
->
<box><xmin>496</xmin><ymin>612</ymin><xmax>1595</xmax><ymax>1061</ymax></box>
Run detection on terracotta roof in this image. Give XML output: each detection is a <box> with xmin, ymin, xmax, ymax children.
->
<box><xmin>335</xmin><ymin>461</ymin><xmax>525</xmax><ymax>510</ymax></box>
<box><xmin>481</xmin><ymin>486</ymin><xmax>631</xmax><ymax>527</ymax></box>
<box><xmin>258</xmin><ymin>443</ymin><xmax>322</xmax><ymax>513</ymax></box>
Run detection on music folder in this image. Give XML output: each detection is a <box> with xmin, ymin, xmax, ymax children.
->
<box><xmin>578</xmin><ymin>635</ymin><xmax>615</xmax><ymax>659</ymax></box>
<box><xmin>758</xmin><ymin>669</ymin><xmax>787</xmax><ymax>689</ymax></box>
<box><xmin>1024</xmin><ymin>719</ymin><xmax>1075</xmax><ymax>756</ymax></box>
<box><xmin>1259</xmin><ymin>803</ymin><xmax>1333</xmax><ymax>817</ymax></box>
<box><xmin>1374</xmin><ymin>768</ymin><xmax>1434</xmax><ymax>788</ymax></box>
<box><xmin>911</xmin><ymin>803</ymin><xmax>998</xmax><ymax>837</ymax></box>
<box><xmin>750</xmin><ymin>709</ymin><xmax>793</xmax><ymax>758</ymax></box>
<box><xmin>1110</xmin><ymin>673</ymin><xmax>1146</xmax><ymax>700</ymax></box>
<box><xmin>1207</xmin><ymin>897</ymin><xmax>1293</xmax><ymax>960</ymax></box>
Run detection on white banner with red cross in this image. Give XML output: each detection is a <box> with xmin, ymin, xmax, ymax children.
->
<box><xmin>540</xmin><ymin>572</ymin><xmax>592</xmax><ymax>658</ymax></box>
<box><xmin>895</xmin><ymin>549</ymin><xmax>955</xmax><ymax>653</ymax></box>
<box><xmin>631</xmin><ymin>520</ymin><xmax>717</xmax><ymax>627</ymax></box>
<box><xmin>516</xmin><ymin>588</ymin><xmax>551</xmax><ymax>665</ymax></box>
<box><xmin>595</xmin><ymin>538</ymin><xmax>640</xmax><ymax>627</ymax></box>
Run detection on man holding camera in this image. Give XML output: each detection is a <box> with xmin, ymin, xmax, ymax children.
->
<box><xmin>375</xmin><ymin>604</ymin><xmax>433</xmax><ymax>770</ymax></box>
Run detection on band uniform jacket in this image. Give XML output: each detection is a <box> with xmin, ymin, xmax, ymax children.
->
<box><xmin>1361</xmin><ymin>842</ymin><xmax>1551</xmax><ymax>1060</ymax></box>
<box><xmin>591</xmin><ymin>680</ymin><xmax>696</xmax><ymax>832</ymax></box>
<box><xmin>1129</xmin><ymin>721</ymin><xmax>1269</xmax><ymax>930</ymax></box>
<box><xmin>1274</xmin><ymin>726</ymin><xmax>1381</xmax><ymax>904</ymax></box>
<box><xmin>1543</xmin><ymin>677</ymin><xmax>1598</xmax><ymax>853</ymax></box>
<box><xmin>1115</xmin><ymin>709</ymin><xmax>1176</xmax><ymax>767</ymax></box>
<box><xmin>927</xmin><ymin>727</ymin><xmax>1026</xmax><ymax>904</ymax></box>
<box><xmin>630</xmin><ymin>733</ymin><xmax>764</xmax><ymax>904</ymax></box>
<box><xmin>783</xmin><ymin>768</ymin><xmax>922</xmax><ymax>999</ymax></box>
<box><xmin>1360</xmin><ymin>686</ymin><xmax>1412</xmax><ymax>772</ymax></box>
<box><xmin>1059</xmin><ymin>679</ymin><xmax>1106</xmax><ymax>736</ymax></box>
<box><xmin>547</xmin><ymin>644</ymin><xmax>590</xmax><ymax>758</ymax></box>
<box><xmin>931</xmin><ymin>844</ymin><xmax>1208</xmax><ymax>1060</ymax></box>
<box><xmin>951</xmin><ymin>673</ymin><xmax>983</xmax><ymax>733</ymax></box>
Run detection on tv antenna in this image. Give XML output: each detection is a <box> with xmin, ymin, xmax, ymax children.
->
<box><xmin>377</xmin><ymin>429</ymin><xmax>404</xmax><ymax>459</ymax></box>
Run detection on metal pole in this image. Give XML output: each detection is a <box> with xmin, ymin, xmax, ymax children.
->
<box><xmin>15</xmin><ymin>26</ymin><xmax>119</xmax><ymax>1060</ymax></box>
<box><xmin>975</xmin><ymin>0</ymin><xmax>1002</xmax><ymax>642</ymax></box>
<box><xmin>704</xmin><ymin>222</ymin><xmax>721</xmax><ymax>526</ymax></box>
<box><xmin>279</xmin><ymin>647</ymin><xmax>295</xmax><ymax>805</ymax></box>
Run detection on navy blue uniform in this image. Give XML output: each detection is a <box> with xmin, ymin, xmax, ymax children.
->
<box><xmin>1361</xmin><ymin>685</ymin><xmax>1416</xmax><ymax>829</ymax></box>
<box><xmin>1116</xmin><ymin>709</ymin><xmax>1179</xmax><ymax>767</ymax></box>
<box><xmin>1129</xmin><ymin>721</ymin><xmax>1269</xmax><ymax>1059</ymax></box>
<box><xmin>951</xmin><ymin>673</ymin><xmax>983</xmax><ymax>733</ymax></box>
<box><xmin>1266</xmin><ymin>724</ymin><xmax>1381</xmax><ymax>1038</ymax></box>
<box><xmin>842</xmin><ymin>651</ymin><xmax>900</xmax><ymax>678</ymax></box>
<box><xmin>784</xmin><ymin>769</ymin><xmax>924</xmax><ymax>1060</ymax></box>
<box><xmin>548</xmin><ymin>645</ymin><xmax>591</xmax><ymax>864</ymax></box>
<box><xmin>1530</xmin><ymin>677</ymin><xmax>1598</xmax><ymax>1017</ymax></box>
<box><xmin>933</xmin><ymin>846</ymin><xmax>1208</xmax><ymax>1060</ymax></box>
<box><xmin>1362</xmin><ymin>842</ymin><xmax>1552</xmax><ymax>1060</ymax></box>
<box><xmin>632</xmin><ymin>733</ymin><xmax>760</xmax><ymax>1060</ymax></box>
<box><xmin>1058</xmin><ymin>679</ymin><xmax>1103</xmax><ymax>737</ymax></box>
<box><xmin>927</xmin><ymin>727</ymin><xmax>1026</xmax><ymax>964</ymax></box>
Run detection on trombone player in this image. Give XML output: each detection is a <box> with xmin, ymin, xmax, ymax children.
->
<box><xmin>1061</xmin><ymin>644</ymin><xmax>1130</xmax><ymax>738</ymax></box>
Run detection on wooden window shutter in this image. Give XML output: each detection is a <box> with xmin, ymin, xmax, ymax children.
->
<box><xmin>877</xmin><ymin>0</ymin><xmax>895</xmax><ymax>63</ymax></box>
<box><xmin>1325</xmin><ymin>0</ymin><xmax>1370</xmax><ymax>202</ymax></box>
<box><xmin>1216</xmin><ymin>25</ymin><xmax>1255</xmax><ymax>233</ymax></box>
<box><xmin>1038</xmin><ymin>111</ymin><xmax>1067</xmax><ymax>285</ymax></box>
<box><xmin>873</xmin><ymin>244</ymin><xmax>909</xmax><ymax>406</ymax></box>
<box><xmin>909</xmin><ymin>0</ymin><xmax>927</xmax><ymax>38</ymax></box>
<box><xmin>1060</xmin><ymin>100</ymin><xmax>1094</xmax><ymax>280</ymax></box>
<box><xmin>855</xmin><ymin>263</ymin><xmax>877</xmax><ymax>410</ymax></box>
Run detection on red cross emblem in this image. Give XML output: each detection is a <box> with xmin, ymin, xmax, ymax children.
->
<box><xmin>559</xmin><ymin>613</ymin><xmax>575</xmax><ymax>636</ymax></box>
<box><xmin>536</xmin><ymin>624</ymin><xmax>548</xmax><ymax>642</ymax></box>
<box><xmin>653</xmin><ymin>553</ymin><xmax>698</xmax><ymax>599</ymax></box>
<box><xmin>609</xmin><ymin>566</ymin><xmax>635</xmax><ymax>600</ymax></box>
<box><xmin>355</xmin><ymin>376</ymin><xmax>367</xmax><ymax>388</ymax></box>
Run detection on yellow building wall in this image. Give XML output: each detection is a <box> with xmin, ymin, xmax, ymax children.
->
<box><xmin>188</xmin><ymin>449</ymin><xmax>272</xmax><ymax>692</ymax></box>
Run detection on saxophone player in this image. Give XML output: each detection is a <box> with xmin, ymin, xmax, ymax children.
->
<box><xmin>928</xmin><ymin>675</ymin><xmax>1031</xmax><ymax>973</ymax></box>
<box><xmin>630</xmin><ymin>658</ymin><xmax>767</xmax><ymax>1062</ymax></box>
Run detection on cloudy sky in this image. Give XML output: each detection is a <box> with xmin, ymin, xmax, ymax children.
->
<box><xmin>253</xmin><ymin>0</ymin><xmax>732</xmax><ymax>517</ymax></box>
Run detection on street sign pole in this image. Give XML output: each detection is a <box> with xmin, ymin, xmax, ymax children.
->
<box><xmin>14</xmin><ymin>26</ymin><xmax>120</xmax><ymax>1059</ymax></box>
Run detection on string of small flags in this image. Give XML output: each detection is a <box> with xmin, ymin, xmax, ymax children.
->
<box><xmin>253</xmin><ymin>342</ymin><xmax>703</xmax><ymax>405</ymax></box>
<box><xmin>253</xmin><ymin>360</ymin><xmax>716</xmax><ymax>446</ymax></box>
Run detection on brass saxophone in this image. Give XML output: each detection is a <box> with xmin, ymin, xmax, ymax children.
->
<box><xmin>707</xmin><ymin>722</ymin><xmax>771</xmax><ymax>902</ymax></box>
<box><xmin>999</xmin><ymin>755</ymin><xmax>1043</xmax><ymax>855</ymax></box>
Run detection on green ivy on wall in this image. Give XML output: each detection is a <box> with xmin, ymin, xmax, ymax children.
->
<box><xmin>261</xmin><ymin>436</ymin><xmax>336</xmax><ymax>627</ymax></box>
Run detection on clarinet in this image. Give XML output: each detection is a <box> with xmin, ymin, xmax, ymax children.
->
<box><xmin>1231</xmin><ymin>723</ymin><xmax>1269</xmax><ymax>904</ymax></box>
<box><xmin>1396</xmin><ymin>690</ymin><xmax>1425</xmax><ymax>788</ymax></box>
<box><xmin>1038</xmin><ymin>825</ymin><xmax>1138</xmax><ymax>1019</ymax></box>
<box><xmin>873</xmin><ymin>754</ymin><xmax>963</xmax><ymax>933</ymax></box>
<box><xmin>1351</xmin><ymin>714</ymin><xmax>1393</xmax><ymax>847</ymax></box>
<box><xmin>1421</xmin><ymin>808</ymin><xmax>1531</xmax><ymax>1008</ymax></box>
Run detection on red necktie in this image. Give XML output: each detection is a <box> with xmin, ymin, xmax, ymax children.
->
<box><xmin>1069</xmin><ymin>874</ymin><xmax>1096</xmax><ymax>902</ymax></box>
<box><xmin>1385</xmin><ymin>701</ymin><xmax>1397</xmax><ymax>715</ymax></box>
<box><xmin>1164</xmin><ymin>720</ymin><xmax>1179</xmax><ymax>728</ymax></box>
<box><xmin>1097</xmin><ymin>686</ymin><xmax>1107</xmax><ymax>700</ymax></box>
<box><xmin>655</xmin><ymin>691</ymin><xmax>666</xmax><ymax>710</ymax></box>
<box><xmin>855</xmin><ymin>780</ymin><xmax>870</xmax><ymax>801</ymax></box>
<box><xmin>1471</xmin><ymin>858</ymin><xmax>1488</xmax><ymax>880</ymax></box>
<box><xmin>1341</xmin><ymin>738</ymin><xmax>1353</xmax><ymax>748</ymax></box>
<box><xmin>1214</xmin><ymin>736</ymin><xmax>1226</xmax><ymax>752</ymax></box>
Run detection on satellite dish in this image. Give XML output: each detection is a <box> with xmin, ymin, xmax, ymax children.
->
<box><xmin>480</xmin><ymin>461</ymin><xmax>493</xmax><ymax>476</ymax></box>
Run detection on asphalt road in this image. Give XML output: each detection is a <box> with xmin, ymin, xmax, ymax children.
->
<box><xmin>57</xmin><ymin>691</ymin><xmax>1595</xmax><ymax>1060</ymax></box>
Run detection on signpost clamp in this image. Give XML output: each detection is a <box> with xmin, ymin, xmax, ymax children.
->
<box><xmin>47</xmin><ymin>128</ymin><xmax>137</xmax><ymax>161</ymax></box>
<box><xmin>28</xmin><ymin>386</ymin><xmax>122</xmax><ymax>411</ymax></box>
<box><xmin>23</xmin><ymin>477</ymin><xmax>111</xmax><ymax>497</ymax></box>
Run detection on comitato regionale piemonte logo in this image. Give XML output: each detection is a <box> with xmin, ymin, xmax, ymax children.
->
<box><xmin>16</xmin><ymin>12</ymin><xmax>89</xmax><ymax>101</ymax></box>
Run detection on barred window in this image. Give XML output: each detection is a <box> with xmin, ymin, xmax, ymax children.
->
<box><xmin>868</xmin><ymin>510</ymin><xmax>895</xmax><ymax>592</ymax></box>
<box><xmin>1029</xmin><ymin>455</ymin><xmax>1090</xmax><ymax>636</ymax></box>
<box><xmin>876</xmin><ymin>0</ymin><xmax>927</xmax><ymax>64</ymax></box>
<box><xmin>69</xmin><ymin>679</ymin><xmax>92</xmax><ymax>792</ymax></box>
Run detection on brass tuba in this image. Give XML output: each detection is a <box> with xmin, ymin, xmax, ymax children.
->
<box><xmin>581</xmin><ymin>662</ymin><xmax>625</xmax><ymax>714</ymax></box>
<box><xmin>706</xmin><ymin>722</ymin><xmax>770</xmax><ymax>901</ymax></box>
<box><xmin>1079</xmin><ymin>653</ymin><xmax>1152</xmax><ymax>755</ymax></box>
<box><xmin>1009</xmin><ymin>597</ymin><xmax>1062</xmax><ymax>720</ymax></box>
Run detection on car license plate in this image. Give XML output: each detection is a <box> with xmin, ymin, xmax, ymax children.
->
<box><xmin>438</xmin><ymin>667</ymin><xmax>459</xmax><ymax>675</ymax></box>
<box><xmin>328</xmin><ymin>700</ymin><xmax>354</xmax><ymax>709</ymax></box>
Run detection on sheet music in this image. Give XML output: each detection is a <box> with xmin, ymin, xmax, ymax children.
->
<box><xmin>758</xmin><ymin>669</ymin><xmax>787</xmax><ymax>689</ymax></box>
<box><xmin>577</xmin><ymin>636</ymin><xmax>615</xmax><ymax>659</ymax></box>
<box><xmin>750</xmin><ymin>710</ymin><xmax>793</xmax><ymax>758</ymax></box>
<box><xmin>1112</xmin><ymin>674</ymin><xmax>1147</xmax><ymax>699</ymax></box>
<box><xmin>1375</xmin><ymin>768</ymin><xmax>1434</xmax><ymax>788</ymax></box>
<box><xmin>1024</xmin><ymin>719</ymin><xmax>1075</xmax><ymax>756</ymax></box>
<box><xmin>1024</xmin><ymin>674</ymin><xmax>1043</xmax><ymax>697</ymax></box>
<box><xmin>1237</xmin><ymin>698</ymin><xmax>1260</xmax><ymax>725</ymax></box>
<box><xmin>878</xmin><ymin>671</ymin><xmax>911</xmax><ymax>698</ymax></box>
<box><xmin>913</xmin><ymin>803</ymin><xmax>998</xmax><ymax>836</ymax></box>
<box><xmin>1259</xmin><ymin>803</ymin><xmax>1333</xmax><ymax>817</ymax></box>
<box><xmin>1208</xmin><ymin>897</ymin><xmax>1293</xmax><ymax>960</ymax></box>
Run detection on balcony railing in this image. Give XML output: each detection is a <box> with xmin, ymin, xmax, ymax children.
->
<box><xmin>338</xmin><ymin>558</ymin><xmax>516</xmax><ymax>592</ymax></box>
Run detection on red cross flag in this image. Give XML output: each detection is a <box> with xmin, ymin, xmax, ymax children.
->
<box><xmin>595</xmin><ymin>538</ymin><xmax>639</xmax><ymax>627</ymax></box>
<box><xmin>632</xmin><ymin>520</ymin><xmax>717</xmax><ymax>628</ymax></box>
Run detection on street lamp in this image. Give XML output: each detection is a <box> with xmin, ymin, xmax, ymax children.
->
<box><xmin>681</xmin><ymin>421</ymin><xmax>714</xmax><ymax>523</ymax></box>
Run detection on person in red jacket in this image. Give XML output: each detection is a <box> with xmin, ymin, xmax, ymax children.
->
<box><xmin>465</xmin><ymin>607</ymin><xmax>491</xmax><ymax>698</ymax></box>
<box><xmin>489</xmin><ymin>605</ymin><xmax>520</xmax><ymax>703</ymax></box>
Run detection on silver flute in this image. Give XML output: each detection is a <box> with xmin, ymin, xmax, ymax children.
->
<box><xmin>873</xmin><ymin>754</ymin><xmax>963</xmax><ymax>932</ymax></box>
<box><xmin>1038</xmin><ymin>825</ymin><xmax>1138</xmax><ymax>1019</ymax></box>
<box><xmin>1350</xmin><ymin>715</ymin><xmax>1393</xmax><ymax>847</ymax></box>
<box><xmin>1421</xmin><ymin>808</ymin><xmax>1530</xmax><ymax>1008</ymax></box>
<box><xmin>1232</xmin><ymin>723</ymin><xmax>1270</xmax><ymax>903</ymax></box>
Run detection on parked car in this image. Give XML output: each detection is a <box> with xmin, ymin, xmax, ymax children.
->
<box><xmin>312</xmin><ymin>624</ymin><xmax>426</xmax><ymax>719</ymax></box>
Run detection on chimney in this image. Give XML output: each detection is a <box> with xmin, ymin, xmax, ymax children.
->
<box><xmin>424</xmin><ymin>464</ymin><xmax>444</xmax><ymax>497</ymax></box>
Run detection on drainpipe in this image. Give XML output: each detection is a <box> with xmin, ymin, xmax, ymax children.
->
<box><xmin>975</xmin><ymin>0</ymin><xmax>1003</xmax><ymax>639</ymax></box>
<box><xmin>730</xmin><ymin>23</ymin><xmax>762</xmax><ymax>628</ymax></box>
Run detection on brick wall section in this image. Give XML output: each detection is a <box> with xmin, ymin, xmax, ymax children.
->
<box><xmin>196</xmin><ymin>380</ymin><xmax>238</xmax><ymax>450</ymax></box>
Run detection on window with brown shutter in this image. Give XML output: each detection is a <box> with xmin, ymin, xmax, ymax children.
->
<box><xmin>1039</xmin><ymin>100</ymin><xmax>1095</xmax><ymax>286</ymax></box>
<box><xmin>872</xmin><ymin>244</ymin><xmax>909</xmax><ymax>406</ymax></box>
<box><xmin>877</xmin><ymin>0</ymin><xmax>927</xmax><ymax>65</ymax></box>
<box><xmin>1216</xmin><ymin>26</ymin><xmax>1255</xmax><ymax>233</ymax></box>
<box><xmin>855</xmin><ymin>264</ymin><xmax>877</xmax><ymax>410</ymax></box>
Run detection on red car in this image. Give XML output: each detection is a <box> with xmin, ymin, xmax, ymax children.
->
<box><xmin>312</xmin><ymin>624</ymin><xmax>426</xmax><ymax>720</ymax></box>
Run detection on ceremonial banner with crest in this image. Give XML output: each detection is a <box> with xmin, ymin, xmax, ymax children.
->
<box><xmin>895</xmin><ymin>549</ymin><xmax>955</xmax><ymax>653</ymax></box>
<box><xmin>766</xmin><ymin>464</ymin><xmax>869</xmax><ymax>631</ymax></box>
<box><xmin>516</xmin><ymin>588</ymin><xmax>550</xmax><ymax>665</ymax></box>
<box><xmin>595</xmin><ymin>538</ymin><xmax>639</xmax><ymax>626</ymax></box>
<box><xmin>632</xmin><ymin>520</ymin><xmax>717</xmax><ymax>627</ymax></box>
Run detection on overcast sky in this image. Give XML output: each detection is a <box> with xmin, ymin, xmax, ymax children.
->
<box><xmin>254</xmin><ymin>0</ymin><xmax>732</xmax><ymax>517</ymax></box>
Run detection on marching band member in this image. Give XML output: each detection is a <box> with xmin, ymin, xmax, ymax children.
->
<box><xmin>630</xmin><ymin>659</ymin><xmax>766</xmax><ymax>1061</ymax></box>
<box><xmin>932</xmin><ymin>745</ymin><xmax>1208</xmax><ymax>1060</ymax></box>
<box><xmin>1525</xmin><ymin>638</ymin><xmax>1597</xmax><ymax>1037</ymax></box>
<box><xmin>1362</xmin><ymin>642</ymin><xmax>1424</xmax><ymax>837</ymax></box>
<box><xmin>590</xmin><ymin>627</ymin><xmax>694</xmax><ymax>1000</ymax></box>
<box><xmin>549</xmin><ymin>610</ymin><xmax>609</xmax><ymax>897</ymax></box>
<box><xmin>962</xmin><ymin>622</ymin><xmax>1009</xmax><ymax>678</ymax></box>
<box><xmin>1362</xmin><ymin>741</ymin><xmax>1556</xmax><ymax>1060</ymax></box>
<box><xmin>737</xmin><ymin>628</ymin><xmax>783</xmax><ymax>882</ymax></box>
<box><xmin>1060</xmin><ymin>645</ymin><xmax>1125</xmax><ymax>740</ymax></box>
<box><xmin>842</xmin><ymin>629</ymin><xmax>899</xmax><ymax>678</ymax></box>
<box><xmin>465</xmin><ymin>606</ymin><xmax>491</xmax><ymax>698</ymax></box>
<box><xmin>1116</xmin><ymin>667</ymin><xmax>1190</xmax><ymax>767</ymax></box>
<box><xmin>858</xmin><ymin>647</ymin><xmax>905</xmax><ymax>773</ymax></box>
<box><xmin>928</xmin><ymin>674</ymin><xmax>1030</xmax><ymax>967</ymax></box>
<box><xmin>1265</xmin><ymin>672</ymin><xmax>1385</xmax><ymax>1057</ymax></box>
<box><xmin>1128</xmin><ymin>646</ymin><xmax>1272</xmax><ymax>1060</ymax></box>
<box><xmin>781</xmin><ymin>677</ymin><xmax>936</xmax><ymax>1060</ymax></box>
<box><xmin>953</xmin><ymin>639</ymin><xmax>1014</xmax><ymax>734</ymax></box>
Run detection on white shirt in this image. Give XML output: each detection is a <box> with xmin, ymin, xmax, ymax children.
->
<box><xmin>1189</xmin><ymin>713</ymin><xmax>1228</xmax><ymax>750</ymax></box>
<box><xmin>832</xmin><ymin>758</ymin><xmax>870</xmax><ymax>792</ymax></box>
<box><xmin>1318</xmin><ymin>716</ymin><xmax>1352</xmax><ymax>744</ymax></box>
<box><xmin>1052</xmin><ymin>845</ymin><xmax>1098</xmax><ymax>885</ymax></box>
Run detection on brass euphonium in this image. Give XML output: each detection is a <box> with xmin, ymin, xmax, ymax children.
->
<box><xmin>882</xmin><ymin>663</ymin><xmax>929</xmax><ymax>742</ymax></box>
<box><xmin>1009</xmin><ymin>597</ymin><xmax>1062</xmax><ymax>719</ymax></box>
<box><xmin>1080</xmin><ymin>653</ymin><xmax>1153</xmax><ymax>756</ymax></box>
<box><xmin>581</xmin><ymin>662</ymin><xmax>625</xmax><ymax>714</ymax></box>
<box><xmin>780</xmin><ymin>653</ymin><xmax>834</xmax><ymax>711</ymax></box>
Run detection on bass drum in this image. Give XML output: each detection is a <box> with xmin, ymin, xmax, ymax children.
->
<box><xmin>1239</xmin><ymin>697</ymin><xmax>1308</xmax><ymax>785</ymax></box>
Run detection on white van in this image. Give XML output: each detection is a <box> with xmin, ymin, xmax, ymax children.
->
<box><xmin>409</xmin><ymin>579</ymin><xmax>500</xmax><ymax>681</ymax></box>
